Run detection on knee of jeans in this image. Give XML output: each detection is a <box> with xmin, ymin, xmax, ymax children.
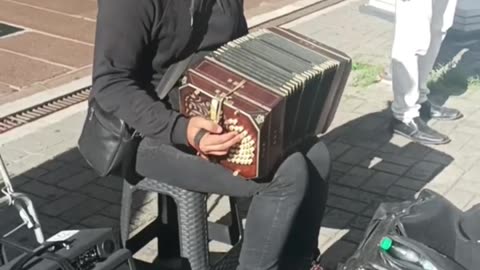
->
<box><xmin>268</xmin><ymin>152</ymin><xmax>309</xmax><ymax>198</ymax></box>
<box><xmin>306</xmin><ymin>141</ymin><xmax>331</xmax><ymax>182</ymax></box>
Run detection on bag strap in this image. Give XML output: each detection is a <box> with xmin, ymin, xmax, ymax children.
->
<box><xmin>155</xmin><ymin>55</ymin><xmax>194</xmax><ymax>100</ymax></box>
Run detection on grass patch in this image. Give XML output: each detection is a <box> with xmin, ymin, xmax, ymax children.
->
<box><xmin>350</xmin><ymin>62</ymin><xmax>384</xmax><ymax>88</ymax></box>
<box><xmin>467</xmin><ymin>76</ymin><xmax>480</xmax><ymax>91</ymax></box>
<box><xmin>428</xmin><ymin>64</ymin><xmax>479</xmax><ymax>95</ymax></box>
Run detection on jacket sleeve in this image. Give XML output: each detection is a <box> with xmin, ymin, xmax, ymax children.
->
<box><xmin>91</xmin><ymin>0</ymin><xmax>190</xmax><ymax>146</ymax></box>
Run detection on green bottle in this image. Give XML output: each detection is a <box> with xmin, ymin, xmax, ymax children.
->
<box><xmin>380</xmin><ymin>237</ymin><xmax>437</xmax><ymax>270</ymax></box>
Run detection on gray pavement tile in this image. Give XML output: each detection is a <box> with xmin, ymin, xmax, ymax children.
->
<box><xmin>100</xmin><ymin>205</ymin><xmax>122</xmax><ymax>220</ymax></box>
<box><xmin>332</xmin><ymin>161</ymin><xmax>354</xmax><ymax>174</ymax></box>
<box><xmin>326</xmin><ymin>195</ymin><xmax>369</xmax><ymax>213</ymax></box>
<box><xmin>349</xmin><ymin>216</ymin><xmax>372</xmax><ymax>231</ymax></box>
<box><xmin>320</xmin><ymin>240</ymin><xmax>358</xmax><ymax>270</ymax></box>
<box><xmin>57</xmin><ymin>170</ymin><xmax>98</xmax><ymax>190</ymax></box>
<box><xmin>327</xmin><ymin>141</ymin><xmax>352</xmax><ymax>160</ymax></box>
<box><xmin>405</xmin><ymin>161</ymin><xmax>445</xmax><ymax>181</ymax></box>
<box><xmin>38</xmin><ymin>214</ymin><xmax>71</xmax><ymax>236</ymax></box>
<box><xmin>79</xmin><ymin>183</ymin><xmax>122</xmax><ymax>204</ymax></box>
<box><xmin>444</xmin><ymin>189</ymin><xmax>477</xmax><ymax>210</ymax></box>
<box><xmin>37</xmin><ymin>164</ymin><xmax>86</xmax><ymax>185</ymax></box>
<box><xmin>18</xmin><ymin>181</ymin><xmax>68</xmax><ymax>201</ymax></box>
<box><xmin>368</xmin><ymin>161</ymin><xmax>409</xmax><ymax>176</ymax></box>
<box><xmin>59</xmin><ymin>197</ymin><xmax>109</xmax><ymax>223</ymax></box>
<box><xmin>322</xmin><ymin>208</ymin><xmax>356</xmax><ymax>230</ymax></box>
<box><xmin>80</xmin><ymin>215</ymin><xmax>119</xmax><ymax>229</ymax></box>
<box><xmin>39</xmin><ymin>192</ymin><xmax>89</xmax><ymax>217</ymax></box>
<box><xmin>337</xmin><ymin>146</ymin><xmax>374</xmax><ymax>165</ymax></box>
<box><xmin>361</xmin><ymin>171</ymin><xmax>399</xmax><ymax>193</ymax></box>
<box><xmin>95</xmin><ymin>175</ymin><xmax>124</xmax><ymax>192</ymax></box>
<box><xmin>329</xmin><ymin>184</ymin><xmax>384</xmax><ymax>205</ymax></box>
<box><xmin>343</xmin><ymin>228</ymin><xmax>367</xmax><ymax>245</ymax></box>
<box><xmin>394</xmin><ymin>177</ymin><xmax>429</xmax><ymax>191</ymax></box>
<box><xmin>386</xmin><ymin>185</ymin><xmax>417</xmax><ymax>201</ymax></box>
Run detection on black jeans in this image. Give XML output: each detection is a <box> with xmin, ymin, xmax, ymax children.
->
<box><xmin>135</xmin><ymin>138</ymin><xmax>331</xmax><ymax>270</ymax></box>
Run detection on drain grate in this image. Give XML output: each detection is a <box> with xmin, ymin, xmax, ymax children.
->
<box><xmin>0</xmin><ymin>87</ymin><xmax>90</xmax><ymax>134</ymax></box>
<box><xmin>0</xmin><ymin>23</ymin><xmax>24</xmax><ymax>38</ymax></box>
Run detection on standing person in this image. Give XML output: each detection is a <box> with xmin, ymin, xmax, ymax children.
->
<box><xmin>90</xmin><ymin>0</ymin><xmax>330</xmax><ymax>269</ymax></box>
<box><xmin>390</xmin><ymin>0</ymin><xmax>463</xmax><ymax>145</ymax></box>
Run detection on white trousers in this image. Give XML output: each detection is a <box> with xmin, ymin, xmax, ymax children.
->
<box><xmin>391</xmin><ymin>0</ymin><xmax>458</xmax><ymax>123</ymax></box>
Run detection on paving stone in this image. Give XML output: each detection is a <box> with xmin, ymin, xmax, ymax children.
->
<box><xmin>329</xmin><ymin>184</ymin><xmax>384</xmax><ymax>205</ymax></box>
<box><xmin>320</xmin><ymin>240</ymin><xmax>358</xmax><ymax>270</ymax></box>
<box><xmin>423</xmin><ymin>151</ymin><xmax>455</xmax><ymax>165</ymax></box>
<box><xmin>10</xmin><ymin>175</ymin><xmax>32</xmax><ymax>187</ymax></box>
<box><xmin>57</xmin><ymin>170</ymin><xmax>98</xmax><ymax>190</ymax></box>
<box><xmin>38</xmin><ymin>214</ymin><xmax>71</xmax><ymax>235</ymax></box>
<box><xmin>328</xmin><ymin>141</ymin><xmax>352</xmax><ymax>160</ymax></box>
<box><xmin>322</xmin><ymin>209</ymin><xmax>356</xmax><ymax>230</ymax></box>
<box><xmin>386</xmin><ymin>185</ymin><xmax>416</xmax><ymax>201</ymax></box>
<box><xmin>59</xmin><ymin>198</ymin><xmax>109</xmax><ymax>223</ymax></box>
<box><xmin>369</xmin><ymin>161</ymin><xmax>409</xmax><ymax>176</ymax></box>
<box><xmin>0</xmin><ymin>32</ymin><xmax>93</xmax><ymax>68</ymax></box>
<box><xmin>0</xmin><ymin>1</ymin><xmax>95</xmax><ymax>43</ymax></box>
<box><xmin>394</xmin><ymin>177</ymin><xmax>428</xmax><ymax>191</ymax></box>
<box><xmin>39</xmin><ymin>192</ymin><xmax>88</xmax><ymax>216</ymax></box>
<box><xmin>19</xmin><ymin>181</ymin><xmax>68</xmax><ymax>200</ymax></box>
<box><xmin>96</xmin><ymin>175</ymin><xmax>124</xmax><ymax>192</ymax></box>
<box><xmin>37</xmin><ymin>164</ymin><xmax>85</xmax><ymax>185</ymax></box>
<box><xmin>343</xmin><ymin>228</ymin><xmax>366</xmax><ymax>244</ymax></box>
<box><xmin>362</xmin><ymin>172</ymin><xmax>399</xmax><ymax>193</ymax></box>
<box><xmin>13</xmin><ymin>0</ymin><xmax>97</xmax><ymax>16</ymax></box>
<box><xmin>349</xmin><ymin>216</ymin><xmax>372</xmax><ymax>231</ymax></box>
<box><xmin>335</xmin><ymin>166</ymin><xmax>374</xmax><ymax>187</ymax></box>
<box><xmin>100</xmin><ymin>205</ymin><xmax>122</xmax><ymax>220</ymax></box>
<box><xmin>327</xmin><ymin>195</ymin><xmax>369</xmax><ymax>213</ymax></box>
<box><xmin>0</xmin><ymin>50</ymin><xmax>69</xmax><ymax>88</ymax></box>
<box><xmin>21</xmin><ymin>167</ymin><xmax>49</xmax><ymax>179</ymax></box>
<box><xmin>374</xmin><ymin>152</ymin><xmax>418</xmax><ymax>167</ymax></box>
<box><xmin>332</xmin><ymin>161</ymin><xmax>354</xmax><ymax>174</ymax></box>
<box><xmin>80</xmin><ymin>215</ymin><xmax>119</xmax><ymax>229</ymax></box>
<box><xmin>464</xmin><ymin>196</ymin><xmax>480</xmax><ymax>210</ymax></box>
<box><xmin>79</xmin><ymin>183</ymin><xmax>122</xmax><ymax>204</ymax></box>
<box><xmin>405</xmin><ymin>161</ymin><xmax>444</xmax><ymax>181</ymax></box>
<box><xmin>444</xmin><ymin>189</ymin><xmax>476</xmax><ymax>210</ymax></box>
<box><xmin>399</xmin><ymin>143</ymin><xmax>432</xmax><ymax>160</ymax></box>
<box><xmin>337</xmin><ymin>147</ymin><xmax>373</xmax><ymax>165</ymax></box>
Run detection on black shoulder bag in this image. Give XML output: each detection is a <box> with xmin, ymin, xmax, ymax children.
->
<box><xmin>77</xmin><ymin>55</ymin><xmax>193</xmax><ymax>182</ymax></box>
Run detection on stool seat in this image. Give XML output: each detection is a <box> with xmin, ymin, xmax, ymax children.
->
<box><xmin>120</xmin><ymin>178</ymin><xmax>243</xmax><ymax>270</ymax></box>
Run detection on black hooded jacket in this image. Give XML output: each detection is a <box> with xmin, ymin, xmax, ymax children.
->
<box><xmin>90</xmin><ymin>0</ymin><xmax>248</xmax><ymax>146</ymax></box>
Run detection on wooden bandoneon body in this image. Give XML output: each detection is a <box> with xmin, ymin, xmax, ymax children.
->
<box><xmin>179</xmin><ymin>27</ymin><xmax>352</xmax><ymax>179</ymax></box>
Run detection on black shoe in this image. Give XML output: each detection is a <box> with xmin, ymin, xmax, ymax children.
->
<box><xmin>392</xmin><ymin>117</ymin><xmax>451</xmax><ymax>145</ymax></box>
<box><xmin>420</xmin><ymin>100</ymin><xmax>463</xmax><ymax>120</ymax></box>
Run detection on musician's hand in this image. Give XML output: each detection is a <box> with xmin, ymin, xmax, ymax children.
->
<box><xmin>186</xmin><ymin>116</ymin><xmax>243</xmax><ymax>156</ymax></box>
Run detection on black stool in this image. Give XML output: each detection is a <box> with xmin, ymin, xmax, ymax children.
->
<box><xmin>120</xmin><ymin>178</ymin><xmax>244</xmax><ymax>270</ymax></box>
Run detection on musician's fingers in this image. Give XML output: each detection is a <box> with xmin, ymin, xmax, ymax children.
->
<box><xmin>195</xmin><ymin>117</ymin><xmax>222</xmax><ymax>134</ymax></box>
<box><xmin>203</xmin><ymin>132</ymin><xmax>238</xmax><ymax>146</ymax></box>
<box><xmin>204</xmin><ymin>133</ymin><xmax>243</xmax><ymax>152</ymax></box>
<box><xmin>205</xmin><ymin>150</ymin><xmax>228</xmax><ymax>156</ymax></box>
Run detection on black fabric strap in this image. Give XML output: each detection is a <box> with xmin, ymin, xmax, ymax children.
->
<box><xmin>155</xmin><ymin>55</ymin><xmax>194</xmax><ymax>100</ymax></box>
<box><xmin>193</xmin><ymin>128</ymin><xmax>208</xmax><ymax>148</ymax></box>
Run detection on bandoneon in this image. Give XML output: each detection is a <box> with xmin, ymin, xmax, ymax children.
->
<box><xmin>179</xmin><ymin>27</ymin><xmax>352</xmax><ymax>179</ymax></box>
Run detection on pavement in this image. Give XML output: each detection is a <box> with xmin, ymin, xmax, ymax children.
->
<box><xmin>0</xmin><ymin>0</ymin><xmax>331</xmax><ymax>106</ymax></box>
<box><xmin>1</xmin><ymin>0</ymin><xmax>480</xmax><ymax>268</ymax></box>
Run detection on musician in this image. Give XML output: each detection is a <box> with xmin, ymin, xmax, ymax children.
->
<box><xmin>91</xmin><ymin>0</ymin><xmax>330</xmax><ymax>269</ymax></box>
<box><xmin>390</xmin><ymin>0</ymin><xmax>463</xmax><ymax>145</ymax></box>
